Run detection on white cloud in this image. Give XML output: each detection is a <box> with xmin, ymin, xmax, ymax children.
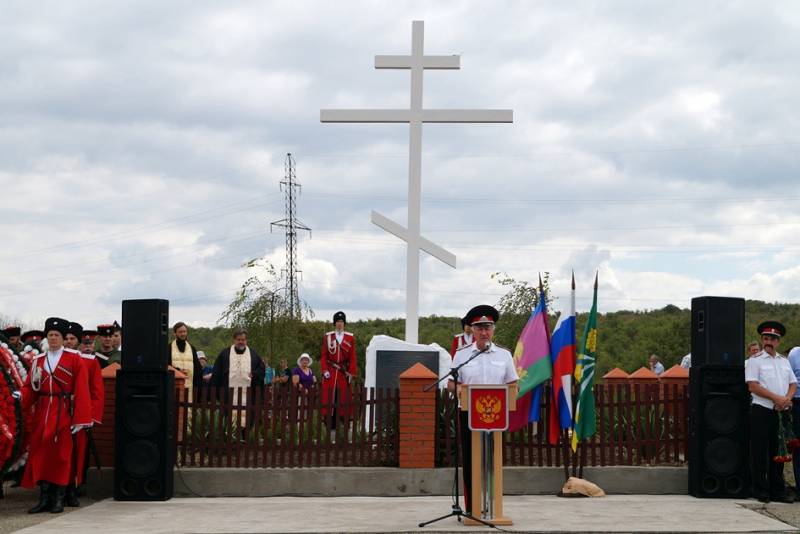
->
<box><xmin>1</xmin><ymin>1</ymin><xmax>799</xmax><ymax>330</ymax></box>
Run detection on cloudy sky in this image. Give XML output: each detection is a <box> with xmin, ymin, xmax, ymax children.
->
<box><xmin>1</xmin><ymin>1</ymin><xmax>799</xmax><ymax>330</ymax></box>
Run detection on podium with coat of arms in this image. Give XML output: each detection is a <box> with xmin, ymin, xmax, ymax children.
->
<box><xmin>459</xmin><ymin>383</ymin><xmax>518</xmax><ymax>526</ymax></box>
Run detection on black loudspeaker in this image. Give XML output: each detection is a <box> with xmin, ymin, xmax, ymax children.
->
<box><xmin>688</xmin><ymin>366</ymin><xmax>749</xmax><ymax>498</ymax></box>
<box><xmin>114</xmin><ymin>370</ymin><xmax>175</xmax><ymax>501</ymax></box>
<box><xmin>691</xmin><ymin>296</ymin><xmax>745</xmax><ymax>367</ymax></box>
<box><xmin>122</xmin><ymin>298</ymin><xmax>169</xmax><ymax>370</ymax></box>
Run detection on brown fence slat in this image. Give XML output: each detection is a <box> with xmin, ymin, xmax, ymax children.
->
<box><xmin>175</xmin><ymin>378</ymin><xmax>688</xmax><ymax>470</ymax></box>
<box><xmin>598</xmin><ymin>384</ymin><xmax>606</xmax><ymax>466</ymax></box>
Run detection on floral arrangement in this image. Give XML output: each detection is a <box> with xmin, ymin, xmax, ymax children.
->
<box><xmin>773</xmin><ymin>410</ymin><xmax>796</xmax><ymax>464</ymax></box>
<box><xmin>0</xmin><ymin>352</ymin><xmax>24</xmax><ymax>475</ymax></box>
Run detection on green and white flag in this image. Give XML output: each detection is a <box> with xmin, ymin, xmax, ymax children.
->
<box><xmin>571</xmin><ymin>273</ymin><xmax>598</xmax><ymax>452</ymax></box>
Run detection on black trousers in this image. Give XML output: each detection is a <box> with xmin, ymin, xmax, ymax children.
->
<box><xmin>750</xmin><ymin>404</ymin><xmax>786</xmax><ymax>497</ymax></box>
<box><xmin>458</xmin><ymin>410</ymin><xmax>472</xmax><ymax>514</ymax></box>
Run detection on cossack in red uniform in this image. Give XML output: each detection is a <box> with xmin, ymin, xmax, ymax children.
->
<box><xmin>21</xmin><ymin>348</ymin><xmax>91</xmax><ymax>488</ymax></box>
<box><xmin>71</xmin><ymin>348</ymin><xmax>104</xmax><ymax>486</ymax></box>
<box><xmin>450</xmin><ymin>332</ymin><xmax>473</xmax><ymax>358</ymax></box>
<box><xmin>449</xmin><ymin>317</ymin><xmax>473</xmax><ymax>358</ymax></box>
<box><xmin>320</xmin><ymin>311</ymin><xmax>358</xmax><ymax>421</ymax></box>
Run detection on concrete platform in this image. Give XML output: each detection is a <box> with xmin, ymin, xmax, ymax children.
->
<box><xmin>87</xmin><ymin>466</ymin><xmax>689</xmax><ymax>498</ymax></box>
<box><xmin>12</xmin><ymin>495</ymin><xmax>798</xmax><ymax>533</ymax></box>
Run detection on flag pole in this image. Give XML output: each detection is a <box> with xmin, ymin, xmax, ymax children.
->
<box><xmin>561</xmin><ymin>271</ymin><xmax>576</xmax><ymax>481</ymax></box>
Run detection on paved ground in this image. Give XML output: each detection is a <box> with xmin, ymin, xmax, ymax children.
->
<box><xmin>0</xmin><ymin>486</ymin><xmax>96</xmax><ymax>534</ymax></box>
<box><xmin>4</xmin><ymin>492</ymin><xmax>799</xmax><ymax>533</ymax></box>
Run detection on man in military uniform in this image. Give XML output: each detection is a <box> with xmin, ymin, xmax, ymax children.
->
<box><xmin>111</xmin><ymin>321</ymin><xmax>122</xmax><ymax>352</ymax></box>
<box><xmin>20</xmin><ymin>330</ymin><xmax>45</xmax><ymax>352</ymax></box>
<box><xmin>19</xmin><ymin>317</ymin><xmax>91</xmax><ymax>513</ymax></box>
<box><xmin>64</xmin><ymin>323</ymin><xmax>105</xmax><ymax>507</ymax></box>
<box><xmin>320</xmin><ymin>311</ymin><xmax>358</xmax><ymax>435</ymax></box>
<box><xmin>449</xmin><ymin>317</ymin><xmax>473</xmax><ymax>358</ymax></box>
<box><xmin>96</xmin><ymin>324</ymin><xmax>121</xmax><ymax>367</ymax></box>
<box><xmin>2</xmin><ymin>326</ymin><xmax>23</xmax><ymax>353</ymax></box>
<box><xmin>745</xmin><ymin>320</ymin><xmax>797</xmax><ymax>503</ymax></box>
<box><xmin>448</xmin><ymin>305</ymin><xmax>518</xmax><ymax>516</ymax></box>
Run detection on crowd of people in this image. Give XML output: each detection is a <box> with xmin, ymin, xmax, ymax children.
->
<box><xmin>2</xmin><ymin>309</ymin><xmax>799</xmax><ymax>511</ymax></box>
<box><xmin>0</xmin><ymin>310</ymin><xmax>360</xmax><ymax>511</ymax></box>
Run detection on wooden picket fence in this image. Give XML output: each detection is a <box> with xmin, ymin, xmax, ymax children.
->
<box><xmin>174</xmin><ymin>385</ymin><xmax>399</xmax><ymax>468</ymax></box>
<box><xmin>435</xmin><ymin>382</ymin><xmax>689</xmax><ymax>467</ymax></box>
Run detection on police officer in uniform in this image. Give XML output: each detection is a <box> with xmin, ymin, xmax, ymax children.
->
<box><xmin>745</xmin><ymin>320</ymin><xmax>797</xmax><ymax>503</ymax></box>
<box><xmin>448</xmin><ymin>305</ymin><xmax>518</xmax><ymax>516</ymax></box>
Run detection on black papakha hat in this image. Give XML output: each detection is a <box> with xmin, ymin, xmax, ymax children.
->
<box><xmin>44</xmin><ymin>317</ymin><xmax>69</xmax><ymax>337</ymax></box>
<box><xmin>67</xmin><ymin>322</ymin><xmax>84</xmax><ymax>339</ymax></box>
<box><xmin>464</xmin><ymin>305</ymin><xmax>500</xmax><ymax>326</ymax></box>
<box><xmin>333</xmin><ymin>311</ymin><xmax>346</xmax><ymax>324</ymax></box>
<box><xmin>2</xmin><ymin>326</ymin><xmax>21</xmax><ymax>338</ymax></box>
<box><xmin>757</xmin><ymin>320</ymin><xmax>786</xmax><ymax>338</ymax></box>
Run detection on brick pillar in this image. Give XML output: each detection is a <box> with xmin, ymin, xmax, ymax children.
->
<box><xmin>398</xmin><ymin>362</ymin><xmax>438</xmax><ymax>469</ymax></box>
<box><xmin>93</xmin><ymin>363</ymin><xmax>120</xmax><ymax>467</ymax></box>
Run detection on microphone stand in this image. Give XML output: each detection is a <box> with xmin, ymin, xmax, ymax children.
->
<box><xmin>418</xmin><ymin>346</ymin><xmax>497</xmax><ymax>529</ymax></box>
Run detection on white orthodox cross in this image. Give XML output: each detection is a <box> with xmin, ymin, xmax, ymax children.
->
<box><xmin>321</xmin><ymin>20</ymin><xmax>513</xmax><ymax>343</ymax></box>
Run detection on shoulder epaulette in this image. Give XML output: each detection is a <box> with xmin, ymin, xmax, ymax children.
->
<box><xmin>325</xmin><ymin>331</ymin><xmax>335</xmax><ymax>336</ymax></box>
<box><xmin>344</xmin><ymin>331</ymin><xmax>354</xmax><ymax>336</ymax></box>
<box><xmin>33</xmin><ymin>353</ymin><xmax>46</xmax><ymax>360</ymax></box>
<box><xmin>64</xmin><ymin>348</ymin><xmax>80</xmax><ymax>354</ymax></box>
<box><xmin>95</xmin><ymin>352</ymin><xmax>109</xmax><ymax>361</ymax></box>
<box><xmin>80</xmin><ymin>352</ymin><xmax>96</xmax><ymax>360</ymax></box>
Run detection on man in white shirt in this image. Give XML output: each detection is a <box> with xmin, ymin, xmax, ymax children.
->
<box><xmin>448</xmin><ymin>304</ymin><xmax>518</xmax><ymax>516</ymax></box>
<box><xmin>745</xmin><ymin>321</ymin><xmax>797</xmax><ymax>503</ymax></box>
<box><xmin>648</xmin><ymin>354</ymin><xmax>665</xmax><ymax>375</ymax></box>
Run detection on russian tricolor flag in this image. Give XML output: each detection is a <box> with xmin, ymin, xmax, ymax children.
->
<box><xmin>548</xmin><ymin>273</ymin><xmax>576</xmax><ymax>445</ymax></box>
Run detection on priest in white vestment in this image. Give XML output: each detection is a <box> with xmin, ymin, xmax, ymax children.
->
<box><xmin>211</xmin><ymin>329</ymin><xmax>266</xmax><ymax>429</ymax></box>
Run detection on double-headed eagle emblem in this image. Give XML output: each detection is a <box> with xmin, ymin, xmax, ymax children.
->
<box><xmin>475</xmin><ymin>394</ymin><xmax>502</xmax><ymax>424</ymax></box>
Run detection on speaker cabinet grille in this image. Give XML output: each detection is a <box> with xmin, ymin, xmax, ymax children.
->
<box><xmin>114</xmin><ymin>369</ymin><xmax>175</xmax><ymax>501</ymax></box>
<box><xmin>688</xmin><ymin>365</ymin><xmax>749</xmax><ymax>498</ymax></box>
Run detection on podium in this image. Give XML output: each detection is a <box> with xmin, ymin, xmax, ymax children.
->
<box><xmin>459</xmin><ymin>383</ymin><xmax>518</xmax><ymax>526</ymax></box>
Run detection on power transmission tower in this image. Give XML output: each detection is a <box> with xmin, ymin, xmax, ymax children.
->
<box><xmin>270</xmin><ymin>153</ymin><xmax>311</xmax><ymax>318</ymax></box>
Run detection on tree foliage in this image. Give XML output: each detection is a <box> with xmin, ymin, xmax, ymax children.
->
<box><xmin>491</xmin><ymin>271</ymin><xmax>552</xmax><ymax>351</ymax></box>
<box><xmin>199</xmin><ymin>263</ymin><xmax>800</xmax><ymax>385</ymax></box>
<box><xmin>218</xmin><ymin>259</ymin><xmax>315</xmax><ymax>365</ymax></box>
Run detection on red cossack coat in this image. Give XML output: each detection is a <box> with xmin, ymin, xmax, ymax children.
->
<box><xmin>320</xmin><ymin>331</ymin><xmax>358</xmax><ymax>417</ymax></box>
<box><xmin>21</xmin><ymin>349</ymin><xmax>91</xmax><ymax>487</ymax></box>
<box><xmin>71</xmin><ymin>351</ymin><xmax>104</xmax><ymax>485</ymax></box>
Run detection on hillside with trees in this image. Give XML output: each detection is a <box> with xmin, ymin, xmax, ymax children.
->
<box><xmin>188</xmin><ymin>299</ymin><xmax>799</xmax><ymax>380</ymax></box>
